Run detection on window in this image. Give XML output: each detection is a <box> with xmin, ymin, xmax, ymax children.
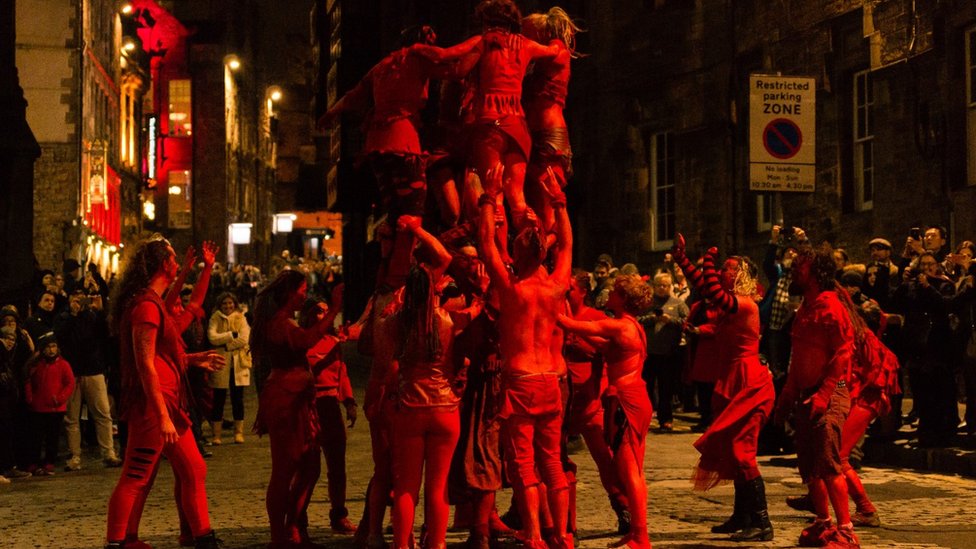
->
<box><xmin>649</xmin><ymin>132</ymin><xmax>675</xmax><ymax>248</ymax></box>
<box><xmin>168</xmin><ymin>80</ymin><xmax>192</xmax><ymax>136</ymax></box>
<box><xmin>756</xmin><ymin>194</ymin><xmax>773</xmax><ymax>232</ymax></box>
<box><xmin>168</xmin><ymin>170</ymin><xmax>192</xmax><ymax>229</ymax></box>
<box><xmin>853</xmin><ymin>69</ymin><xmax>874</xmax><ymax>210</ymax></box>
<box><xmin>119</xmin><ymin>80</ymin><xmax>138</xmax><ymax>167</ymax></box>
<box><xmin>965</xmin><ymin>28</ymin><xmax>976</xmax><ymax>185</ymax></box>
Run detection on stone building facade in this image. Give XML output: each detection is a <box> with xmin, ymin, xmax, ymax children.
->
<box><xmin>567</xmin><ymin>0</ymin><xmax>976</xmax><ymax>270</ymax></box>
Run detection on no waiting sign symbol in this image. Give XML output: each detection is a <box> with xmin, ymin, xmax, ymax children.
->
<box><xmin>763</xmin><ymin>118</ymin><xmax>803</xmax><ymax>160</ymax></box>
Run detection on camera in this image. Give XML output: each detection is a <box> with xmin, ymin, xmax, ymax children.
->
<box><xmin>653</xmin><ymin>308</ymin><xmax>664</xmax><ymax>316</ymax></box>
<box><xmin>781</xmin><ymin>225</ymin><xmax>796</xmax><ymax>237</ymax></box>
<box><xmin>910</xmin><ymin>227</ymin><xmax>922</xmax><ymax>240</ymax></box>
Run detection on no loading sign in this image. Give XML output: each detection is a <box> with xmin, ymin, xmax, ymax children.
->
<box><xmin>762</xmin><ymin>118</ymin><xmax>802</xmax><ymax>160</ymax></box>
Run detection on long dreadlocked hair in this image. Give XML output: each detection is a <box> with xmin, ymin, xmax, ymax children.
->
<box><xmin>523</xmin><ymin>7</ymin><xmax>585</xmax><ymax>58</ymax></box>
<box><xmin>796</xmin><ymin>243</ymin><xmax>838</xmax><ymax>293</ymax></box>
<box><xmin>401</xmin><ymin>264</ymin><xmax>440</xmax><ymax>361</ymax></box>
<box><xmin>834</xmin><ymin>282</ymin><xmax>868</xmax><ymax>350</ymax></box>
<box><xmin>249</xmin><ymin>269</ymin><xmax>306</xmax><ymax>357</ymax></box>
<box><xmin>109</xmin><ymin>235</ymin><xmax>172</xmax><ymax>333</ymax></box>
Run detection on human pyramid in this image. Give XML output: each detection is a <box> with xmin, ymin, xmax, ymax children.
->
<box><xmin>315</xmin><ymin>2</ymin><xmax>890</xmax><ymax>549</ymax></box>
<box><xmin>102</xmin><ymin>1</ymin><xmax>895</xmax><ymax>548</ymax></box>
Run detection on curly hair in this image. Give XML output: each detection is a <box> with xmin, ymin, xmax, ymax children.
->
<box><xmin>475</xmin><ymin>0</ymin><xmax>522</xmax><ymax>33</ymax></box>
<box><xmin>109</xmin><ymin>235</ymin><xmax>172</xmax><ymax>332</ymax></box>
<box><xmin>613</xmin><ymin>274</ymin><xmax>653</xmax><ymax>315</ymax></box>
<box><xmin>523</xmin><ymin>7</ymin><xmax>584</xmax><ymax>57</ymax></box>
<box><xmin>729</xmin><ymin>256</ymin><xmax>760</xmax><ymax>298</ymax></box>
<box><xmin>215</xmin><ymin>291</ymin><xmax>240</xmax><ymax>310</ymax></box>
<box><xmin>250</xmin><ymin>269</ymin><xmax>307</xmax><ymax>356</ymax></box>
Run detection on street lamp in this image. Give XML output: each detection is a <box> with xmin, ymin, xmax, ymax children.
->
<box><xmin>229</xmin><ymin>223</ymin><xmax>253</xmax><ymax>245</ymax></box>
<box><xmin>120</xmin><ymin>2</ymin><xmax>133</xmax><ymax>15</ymax></box>
<box><xmin>273</xmin><ymin>213</ymin><xmax>297</xmax><ymax>234</ymax></box>
<box><xmin>268</xmin><ymin>86</ymin><xmax>283</xmax><ymax>102</ymax></box>
<box><xmin>225</xmin><ymin>54</ymin><xmax>241</xmax><ymax>71</ymax></box>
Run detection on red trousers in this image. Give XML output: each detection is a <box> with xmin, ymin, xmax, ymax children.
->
<box><xmin>316</xmin><ymin>396</ymin><xmax>349</xmax><ymax>520</ymax></box>
<box><xmin>106</xmin><ymin>420</ymin><xmax>209</xmax><ymax>542</ymax></box>
<box><xmin>392</xmin><ymin>406</ymin><xmax>461</xmax><ymax>549</ymax></box>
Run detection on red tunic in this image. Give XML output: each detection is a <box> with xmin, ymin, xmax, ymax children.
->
<box><xmin>341</xmin><ymin>48</ymin><xmax>438</xmax><ymax>156</ymax></box>
<box><xmin>394</xmin><ymin>307</ymin><xmax>461</xmax><ymax>409</ymax></box>
<box><xmin>523</xmin><ymin>40</ymin><xmax>570</xmax><ymax>109</ymax></box>
<box><xmin>253</xmin><ymin>311</ymin><xmax>324</xmax><ymax>444</ymax></box>
<box><xmin>787</xmin><ymin>291</ymin><xmax>854</xmax><ymax>403</ymax></box>
<box><xmin>692</xmin><ymin>296</ymin><xmax>775</xmax><ymax>490</ymax></box>
<box><xmin>471</xmin><ymin>29</ymin><xmax>535</xmax><ymax>159</ymax></box>
<box><xmin>119</xmin><ymin>289</ymin><xmax>191</xmax><ymax>431</ymax></box>
<box><xmin>308</xmin><ymin>335</ymin><xmax>354</xmax><ymax>401</ymax></box>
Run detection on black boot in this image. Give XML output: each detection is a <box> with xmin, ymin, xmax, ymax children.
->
<box><xmin>104</xmin><ymin>543</ymin><xmax>125</xmax><ymax>549</ymax></box>
<box><xmin>194</xmin><ymin>530</ymin><xmax>223</xmax><ymax>549</ymax></box>
<box><xmin>730</xmin><ymin>477</ymin><xmax>774</xmax><ymax>542</ymax></box>
<box><xmin>610</xmin><ymin>498</ymin><xmax>631</xmax><ymax>535</ymax></box>
<box><xmin>712</xmin><ymin>479</ymin><xmax>750</xmax><ymax>534</ymax></box>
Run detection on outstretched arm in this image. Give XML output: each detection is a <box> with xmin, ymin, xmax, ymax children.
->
<box><xmin>412</xmin><ymin>35</ymin><xmax>482</xmax><ymax>63</ymax></box>
<box><xmin>543</xmin><ymin>167</ymin><xmax>573</xmax><ymax>286</ymax></box>
<box><xmin>526</xmin><ymin>38</ymin><xmax>563</xmax><ymax>61</ymax></box>
<box><xmin>317</xmin><ymin>73</ymin><xmax>372</xmax><ymax>129</ymax></box>
<box><xmin>398</xmin><ymin>215</ymin><xmax>453</xmax><ymax>283</ymax></box>
<box><xmin>477</xmin><ymin>166</ymin><xmax>511</xmax><ymax>291</ymax></box>
<box><xmin>557</xmin><ymin>314</ymin><xmax>623</xmax><ymax>344</ymax></box>
<box><xmin>672</xmin><ymin>234</ymin><xmax>737</xmax><ymax>313</ymax></box>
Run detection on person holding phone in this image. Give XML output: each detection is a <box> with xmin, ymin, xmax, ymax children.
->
<box><xmin>638</xmin><ymin>272</ymin><xmax>688</xmax><ymax>432</ymax></box>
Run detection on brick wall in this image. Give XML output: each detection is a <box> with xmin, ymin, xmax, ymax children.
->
<box><xmin>33</xmin><ymin>144</ymin><xmax>79</xmax><ymax>271</ymax></box>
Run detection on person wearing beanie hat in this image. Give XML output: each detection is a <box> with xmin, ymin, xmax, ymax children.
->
<box><xmin>24</xmin><ymin>332</ymin><xmax>74</xmax><ymax>476</ymax></box>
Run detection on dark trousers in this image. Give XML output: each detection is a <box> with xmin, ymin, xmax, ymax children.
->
<box><xmin>31</xmin><ymin>411</ymin><xmax>64</xmax><ymax>467</ymax></box>
<box><xmin>211</xmin><ymin>380</ymin><xmax>245</xmax><ymax>422</ymax></box>
<box><xmin>643</xmin><ymin>353</ymin><xmax>681</xmax><ymax>425</ymax></box>
<box><xmin>694</xmin><ymin>382</ymin><xmax>714</xmax><ymax>426</ymax></box>
<box><xmin>909</xmin><ymin>356</ymin><xmax>958</xmax><ymax>446</ymax></box>
<box><xmin>0</xmin><ymin>416</ymin><xmax>14</xmax><ymax>471</ymax></box>
<box><xmin>962</xmin><ymin>356</ymin><xmax>976</xmax><ymax>435</ymax></box>
<box><xmin>316</xmin><ymin>396</ymin><xmax>349</xmax><ymax>519</ymax></box>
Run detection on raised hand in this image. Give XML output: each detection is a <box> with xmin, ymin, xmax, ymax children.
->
<box><xmin>396</xmin><ymin>214</ymin><xmax>422</xmax><ymax>232</ymax></box>
<box><xmin>483</xmin><ymin>162</ymin><xmax>505</xmax><ymax>198</ymax></box>
<box><xmin>539</xmin><ymin>166</ymin><xmax>567</xmax><ymax>207</ymax></box>
<box><xmin>200</xmin><ymin>241</ymin><xmax>219</xmax><ymax>267</ymax></box>
<box><xmin>671</xmin><ymin>233</ymin><xmax>687</xmax><ymax>261</ymax></box>
<box><xmin>182</xmin><ymin>246</ymin><xmax>198</xmax><ymax>271</ymax></box>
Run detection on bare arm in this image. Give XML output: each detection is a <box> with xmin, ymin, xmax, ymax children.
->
<box><xmin>317</xmin><ymin>74</ymin><xmax>373</xmax><ymax>128</ymax></box>
<box><xmin>557</xmin><ymin>314</ymin><xmax>623</xmax><ymax>343</ymax></box>
<box><xmin>526</xmin><ymin>38</ymin><xmax>562</xmax><ymax>61</ymax></box>
<box><xmin>412</xmin><ymin>36</ymin><xmax>482</xmax><ymax>63</ymax></box>
<box><xmin>476</xmin><ymin>167</ymin><xmax>511</xmax><ymax>291</ymax></box>
<box><xmin>398</xmin><ymin>215</ymin><xmax>453</xmax><ymax>283</ymax></box>
<box><xmin>540</xmin><ymin>167</ymin><xmax>572</xmax><ymax>285</ymax></box>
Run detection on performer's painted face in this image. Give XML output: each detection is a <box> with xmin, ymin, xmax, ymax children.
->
<box><xmin>721</xmin><ymin>258</ymin><xmax>740</xmax><ymax>291</ymax></box>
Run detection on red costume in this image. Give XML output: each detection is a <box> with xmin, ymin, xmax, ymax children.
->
<box><xmin>391</xmin><ymin>295</ymin><xmax>466</xmax><ymax>549</ymax></box>
<box><xmin>308</xmin><ymin>333</ymin><xmax>356</xmax><ymax>529</ymax></box>
<box><xmin>784</xmin><ymin>290</ymin><xmax>854</xmax><ymax>482</ymax></box>
<box><xmin>523</xmin><ymin>40</ymin><xmax>573</xmax><ymax>179</ymax></box>
<box><xmin>673</xmin><ymin>251</ymin><xmax>774</xmax><ymax>490</ymax></box>
<box><xmin>254</xmin><ymin>310</ymin><xmax>331</xmax><ymax>546</ymax></box>
<box><xmin>563</xmin><ymin>307</ymin><xmax>627</xmax><ymax>514</ymax></box>
<box><xmin>107</xmin><ymin>290</ymin><xmax>211</xmax><ymax>543</ymax></box>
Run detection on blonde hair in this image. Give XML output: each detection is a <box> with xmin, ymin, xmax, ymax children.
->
<box><xmin>524</xmin><ymin>7</ymin><xmax>584</xmax><ymax>57</ymax></box>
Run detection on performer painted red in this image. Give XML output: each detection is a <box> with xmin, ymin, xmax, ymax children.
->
<box><xmin>104</xmin><ymin>237</ymin><xmax>224</xmax><ymax>549</ymax></box>
<box><xmin>671</xmin><ymin>235</ymin><xmax>775</xmax><ymax>542</ymax></box>
<box><xmin>302</xmin><ymin>298</ymin><xmax>358</xmax><ymax>535</ymax></box>
<box><xmin>775</xmin><ymin>245</ymin><xmax>860</xmax><ymax>549</ymax></box>
<box><xmin>563</xmin><ymin>272</ymin><xmax>631</xmax><ymax>533</ymax></box>
<box><xmin>250</xmin><ymin>272</ymin><xmax>342</xmax><ymax>548</ymax></box>
<box><xmin>388</xmin><ymin>215</ymin><xmax>484</xmax><ymax>549</ymax></box>
<box><xmin>521</xmin><ymin>7</ymin><xmax>581</xmax><ymax>234</ymax></box>
<box><xmin>477</xmin><ymin>164</ymin><xmax>572</xmax><ymax>549</ymax></box>
<box><xmin>558</xmin><ymin>274</ymin><xmax>654</xmax><ymax>549</ymax></box>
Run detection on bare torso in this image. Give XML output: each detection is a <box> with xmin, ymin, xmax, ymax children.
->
<box><xmin>497</xmin><ymin>269</ymin><xmax>567</xmax><ymax>376</ymax></box>
<box><xmin>604</xmin><ymin>316</ymin><xmax>646</xmax><ymax>388</ymax></box>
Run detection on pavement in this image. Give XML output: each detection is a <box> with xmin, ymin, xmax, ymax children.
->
<box><xmin>3</xmin><ymin>349</ymin><xmax>976</xmax><ymax>548</ymax></box>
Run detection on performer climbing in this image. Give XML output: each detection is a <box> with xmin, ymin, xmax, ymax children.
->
<box><xmin>557</xmin><ymin>274</ymin><xmax>654</xmax><ymax>549</ymax></box>
<box><xmin>671</xmin><ymin>234</ymin><xmax>775</xmax><ymax>542</ymax></box>
<box><xmin>521</xmin><ymin>7</ymin><xmax>581</xmax><ymax>234</ymax></box>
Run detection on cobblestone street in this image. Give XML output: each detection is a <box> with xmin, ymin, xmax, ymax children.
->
<box><xmin>3</xmin><ymin>365</ymin><xmax>976</xmax><ymax>549</ymax></box>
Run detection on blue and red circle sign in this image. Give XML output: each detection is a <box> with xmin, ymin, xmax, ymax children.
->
<box><xmin>763</xmin><ymin>118</ymin><xmax>803</xmax><ymax>160</ymax></box>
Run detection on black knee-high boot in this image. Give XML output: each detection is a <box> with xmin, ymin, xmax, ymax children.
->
<box><xmin>712</xmin><ymin>478</ymin><xmax>750</xmax><ymax>534</ymax></box>
<box><xmin>731</xmin><ymin>476</ymin><xmax>773</xmax><ymax>542</ymax></box>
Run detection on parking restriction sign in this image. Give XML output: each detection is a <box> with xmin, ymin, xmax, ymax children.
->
<box><xmin>749</xmin><ymin>74</ymin><xmax>816</xmax><ymax>192</ymax></box>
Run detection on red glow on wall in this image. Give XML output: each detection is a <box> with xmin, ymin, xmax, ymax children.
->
<box><xmin>86</xmin><ymin>166</ymin><xmax>122</xmax><ymax>245</ymax></box>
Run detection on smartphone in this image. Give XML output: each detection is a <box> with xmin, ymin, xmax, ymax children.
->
<box><xmin>910</xmin><ymin>227</ymin><xmax>922</xmax><ymax>240</ymax></box>
<box><xmin>653</xmin><ymin>308</ymin><xmax>664</xmax><ymax>316</ymax></box>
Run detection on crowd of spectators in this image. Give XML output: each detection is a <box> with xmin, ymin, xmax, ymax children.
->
<box><xmin>584</xmin><ymin>223</ymin><xmax>976</xmax><ymax>451</ymax></box>
<box><xmin>0</xmin><ymin>252</ymin><xmax>343</xmax><ymax>484</ymax></box>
